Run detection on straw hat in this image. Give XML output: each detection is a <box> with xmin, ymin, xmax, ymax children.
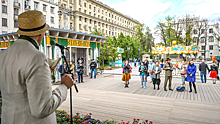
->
<box><xmin>17</xmin><ymin>10</ymin><xmax>50</xmax><ymax>36</ymax></box>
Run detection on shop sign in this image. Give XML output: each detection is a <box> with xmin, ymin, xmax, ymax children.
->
<box><xmin>68</xmin><ymin>39</ymin><xmax>90</xmax><ymax>47</ymax></box>
<box><xmin>0</xmin><ymin>41</ymin><xmax>11</xmax><ymax>48</ymax></box>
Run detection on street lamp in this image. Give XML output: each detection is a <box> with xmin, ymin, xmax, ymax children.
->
<box><xmin>138</xmin><ymin>48</ymin><xmax>140</xmax><ymax>59</ymax></box>
<box><xmin>127</xmin><ymin>47</ymin><xmax>130</xmax><ymax>59</ymax></box>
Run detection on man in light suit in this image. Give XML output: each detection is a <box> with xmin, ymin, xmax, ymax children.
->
<box><xmin>0</xmin><ymin>10</ymin><xmax>75</xmax><ymax>124</ymax></box>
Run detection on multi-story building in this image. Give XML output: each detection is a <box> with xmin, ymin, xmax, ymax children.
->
<box><xmin>0</xmin><ymin>0</ymin><xmax>59</xmax><ymax>34</ymax></box>
<box><xmin>58</xmin><ymin>0</ymin><xmax>141</xmax><ymax>37</ymax></box>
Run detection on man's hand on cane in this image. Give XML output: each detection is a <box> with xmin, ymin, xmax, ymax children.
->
<box><xmin>61</xmin><ymin>74</ymin><xmax>75</xmax><ymax>89</ymax></box>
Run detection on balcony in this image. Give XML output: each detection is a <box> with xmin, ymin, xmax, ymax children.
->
<box><xmin>14</xmin><ymin>15</ymin><xmax>18</xmax><ymax>20</ymax></box>
<box><xmin>25</xmin><ymin>5</ymin><xmax>30</xmax><ymax>10</ymax></box>
<box><xmin>14</xmin><ymin>2</ymin><xmax>20</xmax><ymax>8</ymax></box>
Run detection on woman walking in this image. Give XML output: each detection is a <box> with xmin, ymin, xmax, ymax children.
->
<box><xmin>210</xmin><ymin>61</ymin><xmax>218</xmax><ymax>84</ymax></box>
<box><xmin>186</xmin><ymin>60</ymin><xmax>197</xmax><ymax>93</ymax></box>
<box><xmin>122</xmin><ymin>60</ymin><xmax>130</xmax><ymax>88</ymax></box>
<box><xmin>152</xmin><ymin>61</ymin><xmax>162</xmax><ymax>90</ymax></box>
<box><xmin>139</xmin><ymin>62</ymin><xmax>147</xmax><ymax>88</ymax></box>
<box><xmin>179</xmin><ymin>61</ymin><xmax>187</xmax><ymax>85</ymax></box>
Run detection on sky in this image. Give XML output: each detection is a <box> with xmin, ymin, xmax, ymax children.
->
<box><xmin>99</xmin><ymin>0</ymin><xmax>220</xmax><ymax>42</ymax></box>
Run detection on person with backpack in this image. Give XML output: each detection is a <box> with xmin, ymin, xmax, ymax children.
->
<box><xmin>139</xmin><ymin>62</ymin><xmax>147</xmax><ymax>88</ymax></box>
<box><xmin>186</xmin><ymin>60</ymin><xmax>197</xmax><ymax>93</ymax></box>
<box><xmin>152</xmin><ymin>61</ymin><xmax>161</xmax><ymax>90</ymax></box>
<box><xmin>210</xmin><ymin>61</ymin><xmax>218</xmax><ymax>84</ymax></box>
<box><xmin>77</xmin><ymin>60</ymin><xmax>84</xmax><ymax>83</ymax></box>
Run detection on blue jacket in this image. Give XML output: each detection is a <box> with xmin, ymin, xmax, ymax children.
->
<box><xmin>186</xmin><ymin>64</ymin><xmax>197</xmax><ymax>82</ymax></box>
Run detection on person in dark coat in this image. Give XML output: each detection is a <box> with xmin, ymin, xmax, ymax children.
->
<box><xmin>139</xmin><ymin>62</ymin><xmax>147</xmax><ymax>88</ymax></box>
<box><xmin>90</xmin><ymin>59</ymin><xmax>97</xmax><ymax>79</ymax></box>
<box><xmin>186</xmin><ymin>60</ymin><xmax>197</xmax><ymax>93</ymax></box>
<box><xmin>199</xmin><ymin>60</ymin><xmax>210</xmax><ymax>83</ymax></box>
<box><xmin>144</xmin><ymin>60</ymin><xmax>149</xmax><ymax>82</ymax></box>
<box><xmin>209</xmin><ymin>61</ymin><xmax>218</xmax><ymax>84</ymax></box>
<box><xmin>58</xmin><ymin>62</ymin><xmax>68</xmax><ymax>78</ymax></box>
<box><xmin>77</xmin><ymin>60</ymin><xmax>84</xmax><ymax>83</ymax></box>
<box><xmin>152</xmin><ymin>61</ymin><xmax>162</xmax><ymax>90</ymax></box>
<box><xmin>122</xmin><ymin>60</ymin><xmax>130</xmax><ymax>88</ymax></box>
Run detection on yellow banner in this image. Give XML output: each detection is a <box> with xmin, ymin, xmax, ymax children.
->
<box><xmin>46</xmin><ymin>37</ymin><xmax>50</xmax><ymax>45</ymax></box>
<box><xmin>68</xmin><ymin>39</ymin><xmax>90</xmax><ymax>47</ymax></box>
<box><xmin>0</xmin><ymin>41</ymin><xmax>11</xmax><ymax>48</ymax></box>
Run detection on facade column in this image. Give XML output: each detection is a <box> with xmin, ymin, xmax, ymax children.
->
<box><xmin>70</xmin><ymin>46</ymin><xmax>72</xmax><ymax>62</ymax></box>
<box><xmin>86</xmin><ymin>48</ymin><xmax>89</xmax><ymax>76</ymax></box>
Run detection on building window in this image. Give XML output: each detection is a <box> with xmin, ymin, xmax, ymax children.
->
<box><xmin>109</xmin><ymin>13</ymin><xmax>110</xmax><ymax>17</ymax></box>
<box><xmin>79</xmin><ymin>0</ymin><xmax>81</xmax><ymax>5</ymax></box>
<box><xmin>84</xmin><ymin>2</ymin><xmax>86</xmax><ymax>7</ymax></box>
<box><xmin>201</xmin><ymin>29</ymin><xmax>205</xmax><ymax>34</ymax></box>
<box><xmin>85</xmin><ymin>18</ymin><xmax>87</xmax><ymax>22</ymax></box>
<box><xmin>106</xmin><ymin>24</ymin><xmax>107</xmax><ymax>28</ymax></box>
<box><xmin>64</xmin><ymin>13</ymin><xmax>66</xmax><ymax>19</ymax></box>
<box><xmin>105</xmin><ymin>12</ymin><xmax>107</xmax><ymax>16</ymax></box>
<box><xmin>70</xmin><ymin>0</ymin><xmax>72</xmax><ymax>3</ymax></box>
<box><xmin>108</xmin><ymin>19</ymin><xmax>110</xmax><ymax>22</ymax></box>
<box><xmin>84</xmin><ymin>25</ymin><xmax>87</xmax><ymax>30</ymax></box>
<box><xmin>44</xmin><ymin>15</ymin><xmax>46</xmax><ymax>20</ymax></box>
<box><xmin>89</xmin><ymin>26</ymin><xmax>91</xmax><ymax>31</ymax></box>
<box><xmin>112</xmin><ymin>15</ymin><xmax>113</xmax><ymax>18</ymax></box>
<box><xmin>79</xmin><ymin>16</ymin><xmax>81</xmax><ymax>21</ymax></box>
<box><xmin>2</xmin><ymin>5</ymin><xmax>7</xmax><ymax>13</ymax></box>
<box><xmin>201</xmin><ymin>37</ymin><xmax>205</xmax><ymax>43</ymax></box>
<box><xmin>89</xmin><ymin>12</ymin><xmax>91</xmax><ymax>15</ymax></box>
<box><xmin>51</xmin><ymin>7</ymin><xmax>54</xmax><ymax>13</ymax></box>
<box><xmin>102</xmin><ymin>10</ymin><xmax>104</xmax><ymax>14</ymax></box>
<box><xmin>79</xmin><ymin>8</ymin><xmax>81</xmax><ymax>12</ymax></box>
<box><xmin>98</xmin><ymin>15</ymin><xmax>100</xmax><ymax>18</ymax></box>
<box><xmin>209</xmin><ymin>28</ymin><xmax>213</xmax><ymax>33</ymax></box>
<box><xmin>193</xmin><ymin>37</ymin><xmax>197</xmax><ymax>42</ymax></box>
<box><xmin>2</xmin><ymin>18</ymin><xmax>7</xmax><ymax>26</ymax></box>
<box><xmin>201</xmin><ymin>46</ymin><xmax>205</xmax><ymax>50</ymax></box>
<box><xmin>98</xmin><ymin>22</ymin><xmax>100</xmax><ymax>26</ymax></box>
<box><xmin>106</xmin><ymin>30</ymin><xmax>107</xmax><ymax>34</ymax></box>
<box><xmin>14</xmin><ymin>20</ymin><xmax>18</xmax><ymax>28</ymax></box>
<box><xmin>98</xmin><ymin>8</ymin><xmax>100</xmax><ymax>13</ymax></box>
<box><xmin>2</xmin><ymin>31</ymin><xmax>7</xmax><ymax>34</ymax></box>
<box><xmin>70</xmin><ymin>6</ymin><xmax>72</xmax><ymax>11</ymax></box>
<box><xmin>89</xmin><ymin>19</ymin><xmax>91</xmax><ymax>24</ymax></box>
<box><xmin>94</xmin><ymin>21</ymin><xmax>96</xmax><ymax>25</ymax></box>
<box><xmin>63</xmin><ymin>4</ymin><xmax>66</xmax><ymax>9</ymax></box>
<box><xmin>89</xmin><ymin>5</ymin><xmax>91</xmax><ymax>9</ymax></box>
<box><xmin>14</xmin><ymin>8</ymin><xmax>19</xmax><ymax>15</ymax></box>
<box><xmin>209</xmin><ymin>45</ymin><xmax>213</xmax><ymax>50</ymax></box>
<box><xmin>34</xmin><ymin>2</ymin><xmax>38</xmax><ymax>9</ymax></box>
<box><xmin>193</xmin><ymin>30</ymin><xmax>197</xmax><ymax>34</ymax></box>
<box><xmin>94</xmin><ymin>7</ymin><xmax>96</xmax><ymax>12</ymax></box>
<box><xmin>106</xmin><ymin>18</ymin><xmax>107</xmax><ymax>21</ymax></box>
<box><xmin>79</xmin><ymin>24</ymin><xmax>82</xmax><ymax>29</ymax></box>
<box><xmin>84</xmin><ymin>10</ymin><xmax>86</xmax><ymax>14</ymax></box>
<box><xmin>51</xmin><ymin>17</ymin><xmax>54</xmax><ymax>23</ymax></box>
<box><xmin>209</xmin><ymin>36</ymin><xmax>214</xmax><ymax>42</ymax></box>
<box><xmin>70</xmin><ymin>15</ymin><xmax>72</xmax><ymax>19</ymax></box>
<box><xmin>101</xmin><ymin>16</ymin><xmax>103</xmax><ymax>20</ymax></box>
<box><xmin>94</xmin><ymin>14</ymin><xmax>96</xmax><ymax>17</ymax></box>
<box><xmin>43</xmin><ymin>4</ymin><xmax>46</xmax><ymax>11</ymax></box>
<box><xmin>70</xmin><ymin>23</ymin><xmax>72</xmax><ymax>29</ymax></box>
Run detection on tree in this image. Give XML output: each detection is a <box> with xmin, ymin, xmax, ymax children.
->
<box><xmin>91</xmin><ymin>29</ymin><xmax>105</xmax><ymax>36</ymax></box>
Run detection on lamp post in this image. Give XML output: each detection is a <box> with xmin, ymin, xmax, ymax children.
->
<box><xmin>127</xmin><ymin>47</ymin><xmax>130</xmax><ymax>59</ymax></box>
<box><xmin>138</xmin><ymin>48</ymin><xmax>140</xmax><ymax>59</ymax></box>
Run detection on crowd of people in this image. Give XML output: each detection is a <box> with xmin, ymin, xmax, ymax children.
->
<box><xmin>121</xmin><ymin>57</ymin><xmax>220</xmax><ymax>94</ymax></box>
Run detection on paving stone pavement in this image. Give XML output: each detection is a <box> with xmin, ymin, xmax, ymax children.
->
<box><xmin>53</xmin><ymin>74</ymin><xmax>220</xmax><ymax>124</ymax></box>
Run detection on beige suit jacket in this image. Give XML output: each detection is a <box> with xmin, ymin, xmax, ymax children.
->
<box><xmin>0</xmin><ymin>39</ymin><xmax>68</xmax><ymax>124</ymax></box>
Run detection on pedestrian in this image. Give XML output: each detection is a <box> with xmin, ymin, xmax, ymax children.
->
<box><xmin>0</xmin><ymin>10</ymin><xmax>74</xmax><ymax>123</ymax></box>
<box><xmin>90</xmin><ymin>59</ymin><xmax>97</xmax><ymax>79</ymax></box>
<box><xmin>199</xmin><ymin>59</ymin><xmax>210</xmax><ymax>83</ymax></box>
<box><xmin>77</xmin><ymin>60</ymin><xmax>84</xmax><ymax>83</ymax></box>
<box><xmin>215</xmin><ymin>59</ymin><xmax>219</xmax><ymax>69</ymax></box>
<box><xmin>163</xmin><ymin>58</ymin><xmax>173</xmax><ymax>91</ymax></box>
<box><xmin>122</xmin><ymin>60</ymin><xmax>130</xmax><ymax>88</ymax></box>
<box><xmin>186</xmin><ymin>60</ymin><xmax>197</xmax><ymax>93</ymax></box>
<box><xmin>152</xmin><ymin>61</ymin><xmax>161</xmax><ymax>90</ymax></box>
<box><xmin>144</xmin><ymin>60</ymin><xmax>149</xmax><ymax>82</ymax></box>
<box><xmin>148</xmin><ymin>59</ymin><xmax>155</xmax><ymax>83</ymax></box>
<box><xmin>217</xmin><ymin>58</ymin><xmax>220</xmax><ymax>68</ymax></box>
<box><xmin>139</xmin><ymin>62</ymin><xmax>147</xmax><ymax>88</ymax></box>
<box><xmin>179</xmin><ymin>61</ymin><xmax>187</xmax><ymax>85</ymax></box>
<box><xmin>210</xmin><ymin>61</ymin><xmax>218</xmax><ymax>84</ymax></box>
<box><xmin>161</xmin><ymin>59</ymin><xmax>164</xmax><ymax>68</ymax></box>
<box><xmin>134</xmin><ymin>58</ymin><xmax>137</xmax><ymax>67</ymax></box>
<box><xmin>58</xmin><ymin>62</ymin><xmax>68</xmax><ymax>78</ymax></box>
<box><xmin>70</xmin><ymin>61</ymin><xmax>75</xmax><ymax>77</ymax></box>
<box><xmin>122</xmin><ymin>60</ymin><xmax>125</xmax><ymax>68</ymax></box>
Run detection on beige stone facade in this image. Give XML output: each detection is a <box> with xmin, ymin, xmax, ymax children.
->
<box><xmin>58</xmin><ymin>0</ymin><xmax>141</xmax><ymax>37</ymax></box>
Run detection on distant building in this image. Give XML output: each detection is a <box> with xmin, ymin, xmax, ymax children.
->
<box><xmin>0</xmin><ymin>0</ymin><xmax>59</xmax><ymax>34</ymax></box>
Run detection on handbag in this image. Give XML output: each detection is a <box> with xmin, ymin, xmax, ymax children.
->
<box><xmin>150</xmin><ymin>71</ymin><xmax>153</xmax><ymax>75</ymax></box>
<box><xmin>217</xmin><ymin>75</ymin><xmax>219</xmax><ymax>80</ymax></box>
<box><xmin>76</xmin><ymin>69</ymin><xmax>80</xmax><ymax>73</ymax></box>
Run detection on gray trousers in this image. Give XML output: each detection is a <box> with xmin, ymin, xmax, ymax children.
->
<box><xmin>164</xmin><ymin>76</ymin><xmax>172</xmax><ymax>89</ymax></box>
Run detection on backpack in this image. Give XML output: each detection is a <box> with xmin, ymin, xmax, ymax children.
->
<box><xmin>176</xmin><ymin>86</ymin><xmax>185</xmax><ymax>92</ymax></box>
